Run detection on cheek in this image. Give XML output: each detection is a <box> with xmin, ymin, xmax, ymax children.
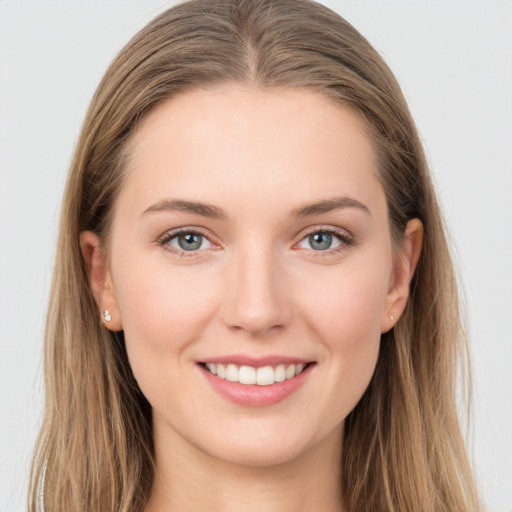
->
<box><xmin>296</xmin><ymin>255</ymin><xmax>391</xmax><ymax>402</ymax></box>
<box><xmin>112</xmin><ymin>254</ymin><xmax>219</xmax><ymax>366</ymax></box>
<box><xmin>300</xmin><ymin>260</ymin><xmax>389</xmax><ymax>345</ymax></box>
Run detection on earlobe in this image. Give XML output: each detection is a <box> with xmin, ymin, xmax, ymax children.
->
<box><xmin>381</xmin><ymin>219</ymin><xmax>423</xmax><ymax>333</ymax></box>
<box><xmin>80</xmin><ymin>231</ymin><xmax>123</xmax><ymax>331</ymax></box>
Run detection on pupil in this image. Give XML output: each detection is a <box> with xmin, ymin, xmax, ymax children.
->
<box><xmin>310</xmin><ymin>232</ymin><xmax>332</xmax><ymax>250</ymax></box>
<box><xmin>178</xmin><ymin>233</ymin><xmax>202</xmax><ymax>250</ymax></box>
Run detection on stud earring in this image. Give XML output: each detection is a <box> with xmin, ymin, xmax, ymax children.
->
<box><xmin>389</xmin><ymin>314</ymin><xmax>394</xmax><ymax>321</ymax></box>
<box><xmin>103</xmin><ymin>310</ymin><xmax>112</xmax><ymax>322</ymax></box>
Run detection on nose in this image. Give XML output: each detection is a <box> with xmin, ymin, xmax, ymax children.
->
<box><xmin>220</xmin><ymin>246</ymin><xmax>291</xmax><ymax>338</ymax></box>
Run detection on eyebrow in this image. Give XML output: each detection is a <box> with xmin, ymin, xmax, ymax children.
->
<box><xmin>140</xmin><ymin>196</ymin><xmax>370</xmax><ymax>220</ymax></box>
<box><xmin>291</xmin><ymin>196</ymin><xmax>371</xmax><ymax>217</ymax></box>
<box><xmin>141</xmin><ymin>199</ymin><xmax>227</xmax><ymax>219</ymax></box>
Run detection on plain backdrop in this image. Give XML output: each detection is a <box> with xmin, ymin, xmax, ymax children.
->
<box><xmin>1</xmin><ymin>1</ymin><xmax>511</xmax><ymax>511</ymax></box>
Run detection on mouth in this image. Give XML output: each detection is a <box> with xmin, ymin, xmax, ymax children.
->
<box><xmin>199</xmin><ymin>361</ymin><xmax>312</xmax><ymax>386</ymax></box>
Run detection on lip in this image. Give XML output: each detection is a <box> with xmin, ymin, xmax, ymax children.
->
<box><xmin>198</xmin><ymin>358</ymin><xmax>315</xmax><ymax>407</ymax></box>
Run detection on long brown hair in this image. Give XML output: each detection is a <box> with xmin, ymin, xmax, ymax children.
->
<box><xmin>29</xmin><ymin>1</ymin><xmax>480</xmax><ymax>510</ymax></box>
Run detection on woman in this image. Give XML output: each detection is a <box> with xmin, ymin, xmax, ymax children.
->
<box><xmin>29</xmin><ymin>0</ymin><xmax>481</xmax><ymax>510</ymax></box>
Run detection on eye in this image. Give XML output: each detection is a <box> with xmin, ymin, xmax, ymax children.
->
<box><xmin>299</xmin><ymin>231</ymin><xmax>341</xmax><ymax>251</ymax></box>
<box><xmin>159</xmin><ymin>229</ymin><xmax>215</xmax><ymax>254</ymax></box>
<box><xmin>296</xmin><ymin>228</ymin><xmax>353</xmax><ymax>252</ymax></box>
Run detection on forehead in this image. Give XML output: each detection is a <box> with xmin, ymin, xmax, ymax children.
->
<box><xmin>119</xmin><ymin>85</ymin><xmax>384</xmax><ymax>219</ymax></box>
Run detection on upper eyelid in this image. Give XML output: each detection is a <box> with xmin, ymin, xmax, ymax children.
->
<box><xmin>296</xmin><ymin>225</ymin><xmax>353</xmax><ymax>240</ymax></box>
<box><xmin>300</xmin><ymin>225</ymin><xmax>349</xmax><ymax>235</ymax></box>
<box><xmin>158</xmin><ymin>226</ymin><xmax>216</xmax><ymax>242</ymax></box>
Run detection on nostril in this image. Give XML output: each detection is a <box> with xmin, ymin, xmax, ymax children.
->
<box><xmin>229</xmin><ymin>322</ymin><xmax>285</xmax><ymax>338</ymax></box>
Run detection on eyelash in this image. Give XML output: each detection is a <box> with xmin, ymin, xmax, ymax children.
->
<box><xmin>156</xmin><ymin>226</ymin><xmax>355</xmax><ymax>258</ymax></box>
<box><xmin>157</xmin><ymin>227</ymin><xmax>215</xmax><ymax>258</ymax></box>
<box><xmin>299</xmin><ymin>226</ymin><xmax>355</xmax><ymax>258</ymax></box>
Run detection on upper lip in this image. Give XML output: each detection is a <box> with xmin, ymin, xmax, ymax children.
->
<box><xmin>198</xmin><ymin>354</ymin><xmax>314</xmax><ymax>367</ymax></box>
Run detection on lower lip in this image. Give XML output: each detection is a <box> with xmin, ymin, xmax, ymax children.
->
<box><xmin>199</xmin><ymin>364</ymin><xmax>314</xmax><ymax>407</ymax></box>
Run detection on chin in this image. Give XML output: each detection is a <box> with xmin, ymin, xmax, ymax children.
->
<box><xmin>209</xmin><ymin>441</ymin><xmax>310</xmax><ymax>468</ymax></box>
<box><xmin>197</xmin><ymin>422</ymin><xmax>340</xmax><ymax>469</ymax></box>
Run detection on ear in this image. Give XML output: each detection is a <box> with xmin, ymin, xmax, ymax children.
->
<box><xmin>381</xmin><ymin>218</ymin><xmax>423</xmax><ymax>333</ymax></box>
<box><xmin>80</xmin><ymin>231</ymin><xmax>123</xmax><ymax>331</ymax></box>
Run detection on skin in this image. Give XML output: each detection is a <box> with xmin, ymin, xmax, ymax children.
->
<box><xmin>81</xmin><ymin>85</ymin><xmax>422</xmax><ymax>512</ymax></box>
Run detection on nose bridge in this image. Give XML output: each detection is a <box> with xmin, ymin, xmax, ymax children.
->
<box><xmin>221</xmin><ymin>240</ymin><xmax>290</xmax><ymax>336</ymax></box>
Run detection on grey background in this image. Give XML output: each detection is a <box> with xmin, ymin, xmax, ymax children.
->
<box><xmin>1</xmin><ymin>1</ymin><xmax>511</xmax><ymax>510</ymax></box>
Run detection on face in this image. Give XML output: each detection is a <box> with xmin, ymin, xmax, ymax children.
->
<box><xmin>89</xmin><ymin>85</ymin><xmax>416</xmax><ymax>467</ymax></box>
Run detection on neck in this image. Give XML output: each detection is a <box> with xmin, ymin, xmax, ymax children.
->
<box><xmin>145</xmin><ymin>421</ymin><xmax>344</xmax><ymax>512</ymax></box>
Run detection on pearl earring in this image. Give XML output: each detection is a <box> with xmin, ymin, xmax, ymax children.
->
<box><xmin>389</xmin><ymin>314</ymin><xmax>394</xmax><ymax>321</ymax></box>
<box><xmin>103</xmin><ymin>310</ymin><xmax>112</xmax><ymax>322</ymax></box>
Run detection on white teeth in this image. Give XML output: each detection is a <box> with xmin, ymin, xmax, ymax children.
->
<box><xmin>239</xmin><ymin>365</ymin><xmax>256</xmax><ymax>385</ymax></box>
<box><xmin>256</xmin><ymin>366</ymin><xmax>274</xmax><ymax>386</ymax></box>
<box><xmin>205</xmin><ymin>363</ymin><xmax>217</xmax><ymax>375</ymax></box>
<box><xmin>226</xmin><ymin>364</ymin><xmax>239</xmax><ymax>382</ymax></box>
<box><xmin>216</xmin><ymin>363</ymin><xmax>226</xmax><ymax>379</ymax></box>
<box><xmin>204</xmin><ymin>362</ymin><xmax>308</xmax><ymax>386</ymax></box>
<box><xmin>274</xmin><ymin>364</ymin><xmax>286</xmax><ymax>383</ymax></box>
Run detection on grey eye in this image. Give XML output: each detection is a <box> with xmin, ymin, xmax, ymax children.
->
<box><xmin>178</xmin><ymin>233</ymin><xmax>202</xmax><ymax>250</ymax></box>
<box><xmin>308</xmin><ymin>232</ymin><xmax>333</xmax><ymax>250</ymax></box>
<box><xmin>168</xmin><ymin>232</ymin><xmax>213</xmax><ymax>251</ymax></box>
<box><xmin>297</xmin><ymin>231</ymin><xmax>343</xmax><ymax>251</ymax></box>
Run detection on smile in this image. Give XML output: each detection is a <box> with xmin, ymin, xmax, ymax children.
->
<box><xmin>198</xmin><ymin>358</ymin><xmax>315</xmax><ymax>407</ymax></box>
<box><xmin>202</xmin><ymin>362</ymin><xmax>308</xmax><ymax>386</ymax></box>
